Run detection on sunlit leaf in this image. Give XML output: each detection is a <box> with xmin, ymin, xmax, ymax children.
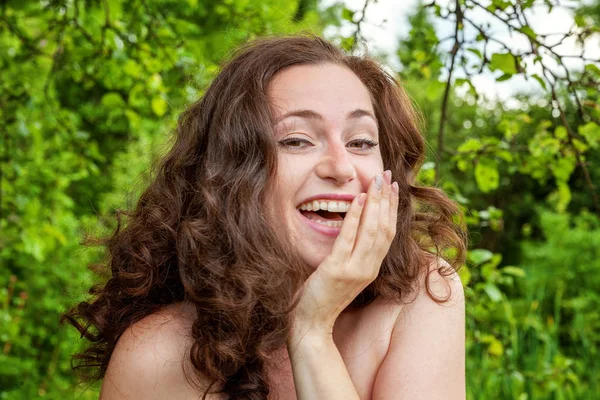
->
<box><xmin>578</xmin><ymin>122</ymin><xmax>600</xmax><ymax>148</ymax></box>
<box><xmin>342</xmin><ymin>7</ymin><xmax>355</xmax><ymax>22</ymax></box>
<box><xmin>475</xmin><ymin>157</ymin><xmax>499</xmax><ymax>192</ymax></box>
<box><xmin>489</xmin><ymin>52</ymin><xmax>517</xmax><ymax>75</ymax></box>
<box><xmin>501</xmin><ymin>266</ymin><xmax>526</xmax><ymax>278</ymax></box>
<box><xmin>483</xmin><ymin>283</ymin><xmax>503</xmax><ymax>302</ymax></box>
<box><xmin>469</xmin><ymin>249</ymin><xmax>494</xmax><ymax>265</ymax></box>
<box><xmin>151</xmin><ymin>95</ymin><xmax>168</xmax><ymax>117</ymax></box>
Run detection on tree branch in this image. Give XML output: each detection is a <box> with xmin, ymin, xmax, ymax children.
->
<box><xmin>436</xmin><ymin>0</ymin><xmax>462</xmax><ymax>182</ymax></box>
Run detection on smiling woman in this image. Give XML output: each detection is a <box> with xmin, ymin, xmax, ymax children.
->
<box><xmin>63</xmin><ymin>35</ymin><xmax>467</xmax><ymax>400</ymax></box>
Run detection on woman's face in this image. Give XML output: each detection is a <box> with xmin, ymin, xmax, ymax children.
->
<box><xmin>267</xmin><ymin>62</ymin><xmax>384</xmax><ymax>269</ymax></box>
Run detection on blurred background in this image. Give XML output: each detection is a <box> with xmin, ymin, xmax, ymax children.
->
<box><xmin>1</xmin><ymin>0</ymin><xmax>599</xmax><ymax>398</ymax></box>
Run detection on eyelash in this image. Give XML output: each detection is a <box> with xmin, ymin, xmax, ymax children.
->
<box><xmin>278</xmin><ymin>138</ymin><xmax>379</xmax><ymax>153</ymax></box>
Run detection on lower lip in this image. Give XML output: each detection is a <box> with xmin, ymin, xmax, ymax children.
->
<box><xmin>297</xmin><ymin>210</ymin><xmax>342</xmax><ymax>237</ymax></box>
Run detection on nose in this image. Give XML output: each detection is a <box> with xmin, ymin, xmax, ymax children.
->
<box><xmin>315</xmin><ymin>140</ymin><xmax>356</xmax><ymax>185</ymax></box>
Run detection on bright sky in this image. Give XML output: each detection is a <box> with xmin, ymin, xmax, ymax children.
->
<box><xmin>321</xmin><ymin>0</ymin><xmax>600</xmax><ymax>104</ymax></box>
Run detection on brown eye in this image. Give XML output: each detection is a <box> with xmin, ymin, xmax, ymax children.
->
<box><xmin>348</xmin><ymin>139</ymin><xmax>379</xmax><ymax>152</ymax></box>
<box><xmin>278</xmin><ymin>138</ymin><xmax>312</xmax><ymax>149</ymax></box>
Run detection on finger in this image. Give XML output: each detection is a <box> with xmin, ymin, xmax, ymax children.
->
<box><xmin>389</xmin><ymin>180</ymin><xmax>399</xmax><ymax>240</ymax></box>
<box><xmin>352</xmin><ymin>173</ymin><xmax>384</xmax><ymax>260</ymax></box>
<box><xmin>376</xmin><ymin>170</ymin><xmax>394</xmax><ymax>253</ymax></box>
<box><xmin>329</xmin><ymin>192</ymin><xmax>367</xmax><ymax>261</ymax></box>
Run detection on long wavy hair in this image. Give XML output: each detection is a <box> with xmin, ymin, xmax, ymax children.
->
<box><xmin>64</xmin><ymin>34</ymin><xmax>466</xmax><ymax>399</ymax></box>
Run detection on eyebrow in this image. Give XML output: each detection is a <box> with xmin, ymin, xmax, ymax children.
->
<box><xmin>274</xmin><ymin>109</ymin><xmax>378</xmax><ymax>125</ymax></box>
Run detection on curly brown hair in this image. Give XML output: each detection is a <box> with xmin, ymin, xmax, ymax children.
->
<box><xmin>63</xmin><ymin>34</ymin><xmax>467</xmax><ymax>399</ymax></box>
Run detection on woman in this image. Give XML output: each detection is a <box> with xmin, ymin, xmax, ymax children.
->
<box><xmin>65</xmin><ymin>35</ymin><xmax>467</xmax><ymax>399</ymax></box>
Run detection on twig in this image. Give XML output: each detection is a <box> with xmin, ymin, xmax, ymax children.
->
<box><xmin>436</xmin><ymin>0</ymin><xmax>462</xmax><ymax>182</ymax></box>
<box><xmin>350</xmin><ymin>0</ymin><xmax>372</xmax><ymax>53</ymax></box>
<box><xmin>544</xmin><ymin>68</ymin><xmax>600</xmax><ymax>214</ymax></box>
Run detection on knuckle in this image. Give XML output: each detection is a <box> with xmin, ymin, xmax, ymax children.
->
<box><xmin>381</xmin><ymin>225</ymin><xmax>396</xmax><ymax>241</ymax></box>
<box><xmin>354</xmin><ymin>268</ymin><xmax>375</xmax><ymax>283</ymax></box>
<box><xmin>365</xmin><ymin>226</ymin><xmax>379</xmax><ymax>239</ymax></box>
<box><xmin>368</xmin><ymin>269</ymin><xmax>380</xmax><ymax>281</ymax></box>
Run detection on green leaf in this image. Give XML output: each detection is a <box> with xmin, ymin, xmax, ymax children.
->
<box><xmin>531</xmin><ymin>74</ymin><xmax>547</xmax><ymax>90</ymax></box>
<box><xmin>101</xmin><ymin>92</ymin><xmax>126</xmax><ymax>108</ymax></box>
<box><xmin>496</xmin><ymin>150</ymin><xmax>513</xmax><ymax>163</ymax></box>
<box><xmin>501</xmin><ymin>266</ymin><xmax>526</xmax><ymax>278</ymax></box>
<box><xmin>340</xmin><ymin>36</ymin><xmax>355</xmax><ymax>52</ymax></box>
<box><xmin>151</xmin><ymin>95</ymin><xmax>168</xmax><ymax>117</ymax></box>
<box><xmin>487</xmin><ymin>338</ymin><xmax>504</xmax><ymax>356</ymax></box>
<box><xmin>518</xmin><ymin>25</ymin><xmax>537</xmax><ymax>40</ymax></box>
<box><xmin>475</xmin><ymin>157</ymin><xmax>499</xmax><ymax>193</ymax></box>
<box><xmin>458</xmin><ymin>267</ymin><xmax>471</xmax><ymax>286</ymax></box>
<box><xmin>551</xmin><ymin>156</ymin><xmax>576</xmax><ymax>182</ymax></box>
<box><xmin>483</xmin><ymin>283</ymin><xmax>503</xmax><ymax>302</ymax></box>
<box><xmin>585</xmin><ymin>63</ymin><xmax>600</xmax><ymax>77</ymax></box>
<box><xmin>342</xmin><ymin>7</ymin><xmax>355</xmax><ymax>22</ymax></box>
<box><xmin>574</xmin><ymin>14</ymin><xmax>586</xmax><ymax>27</ymax></box>
<box><xmin>489</xmin><ymin>0</ymin><xmax>508</xmax><ymax>11</ymax></box>
<box><xmin>458</xmin><ymin>138</ymin><xmax>482</xmax><ymax>153</ymax></box>
<box><xmin>554</xmin><ymin>126</ymin><xmax>567</xmax><ymax>140</ymax></box>
<box><xmin>469</xmin><ymin>249</ymin><xmax>494</xmax><ymax>265</ymax></box>
<box><xmin>556</xmin><ymin>181</ymin><xmax>572</xmax><ymax>212</ymax></box>
<box><xmin>456</xmin><ymin>159</ymin><xmax>469</xmax><ymax>172</ymax></box>
<box><xmin>578</xmin><ymin>122</ymin><xmax>600</xmax><ymax>148</ymax></box>
<box><xmin>489</xmin><ymin>53</ymin><xmax>517</xmax><ymax>75</ymax></box>
<box><xmin>467</xmin><ymin>48</ymin><xmax>482</xmax><ymax>59</ymax></box>
<box><xmin>123</xmin><ymin>60</ymin><xmax>142</xmax><ymax>78</ymax></box>
<box><xmin>547</xmin><ymin>181</ymin><xmax>572</xmax><ymax>212</ymax></box>
<box><xmin>572</xmin><ymin>138</ymin><xmax>588</xmax><ymax>153</ymax></box>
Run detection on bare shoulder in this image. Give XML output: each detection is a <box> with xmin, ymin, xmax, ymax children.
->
<box><xmin>395</xmin><ymin>256</ymin><xmax>465</xmax><ymax>325</ymax></box>
<box><xmin>100</xmin><ymin>302</ymin><xmax>222</xmax><ymax>400</ymax></box>
<box><xmin>420</xmin><ymin>256</ymin><xmax>465</xmax><ymax>305</ymax></box>
<box><xmin>372</xmin><ymin>257</ymin><xmax>465</xmax><ymax>399</ymax></box>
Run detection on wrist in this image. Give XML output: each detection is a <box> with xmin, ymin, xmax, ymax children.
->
<box><xmin>287</xmin><ymin>326</ymin><xmax>335</xmax><ymax>354</ymax></box>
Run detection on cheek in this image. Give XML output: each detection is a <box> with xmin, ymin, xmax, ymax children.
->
<box><xmin>275</xmin><ymin>154</ymin><xmax>308</xmax><ymax>186</ymax></box>
<box><xmin>358</xmin><ymin>156</ymin><xmax>385</xmax><ymax>183</ymax></box>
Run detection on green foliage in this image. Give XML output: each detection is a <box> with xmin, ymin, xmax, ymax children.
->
<box><xmin>464</xmin><ymin>210</ymin><xmax>600</xmax><ymax>399</ymax></box>
<box><xmin>400</xmin><ymin>1</ymin><xmax>600</xmax><ymax>398</ymax></box>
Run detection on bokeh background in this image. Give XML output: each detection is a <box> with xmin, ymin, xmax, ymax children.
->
<box><xmin>1</xmin><ymin>0</ymin><xmax>599</xmax><ymax>398</ymax></box>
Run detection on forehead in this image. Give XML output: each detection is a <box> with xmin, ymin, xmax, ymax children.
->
<box><xmin>267</xmin><ymin>63</ymin><xmax>375</xmax><ymax>118</ymax></box>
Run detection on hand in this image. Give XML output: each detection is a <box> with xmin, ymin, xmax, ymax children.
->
<box><xmin>289</xmin><ymin>170</ymin><xmax>399</xmax><ymax>340</ymax></box>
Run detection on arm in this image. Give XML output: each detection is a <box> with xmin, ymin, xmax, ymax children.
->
<box><xmin>287</xmin><ymin>331</ymin><xmax>361</xmax><ymax>400</ymax></box>
<box><xmin>372</xmin><ymin>263</ymin><xmax>466</xmax><ymax>400</ymax></box>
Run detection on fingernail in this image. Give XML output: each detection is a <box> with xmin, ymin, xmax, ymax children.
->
<box><xmin>375</xmin><ymin>174</ymin><xmax>383</xmax><ymax>190</ymax></box>
<box><xmin>392</xmin><ymin>182</ymin><xmax>399</xmax><ymax>196</ymax></box>
<box><xmin>383</xmin><ymin>170</ymin><xmax>392</xmax><ymax>185</ymax></box>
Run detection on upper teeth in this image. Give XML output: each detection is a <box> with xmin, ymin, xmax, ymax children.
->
<box><xmin>299</xmin><ymin>200</ymin><xmax>351</xmax><ymax>212</ymax></box>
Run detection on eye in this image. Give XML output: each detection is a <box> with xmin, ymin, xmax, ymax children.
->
<box><xmin>278</xmin><ymin>138</ymin><xmax>313</xmax><ymax>150</ymax></box>
<box><xmin>348</xmin><ymin>139</ymin><xmax>379</xmax><ymax>152</ymax></box>
<box><xmin>277</xmin><ymin>137</ymin><xmax>379</xmax><ymax>152</ymax></box>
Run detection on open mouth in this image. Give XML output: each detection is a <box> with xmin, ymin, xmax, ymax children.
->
<box><xmin>298</xmin><ymin>209</ymin><xmax>347</xmax><ymax>228</ymax></box>
<box><xmin>300</xmin><ymin>209</ymin><xmax>346</xmax><ymax>221</ymax></box>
